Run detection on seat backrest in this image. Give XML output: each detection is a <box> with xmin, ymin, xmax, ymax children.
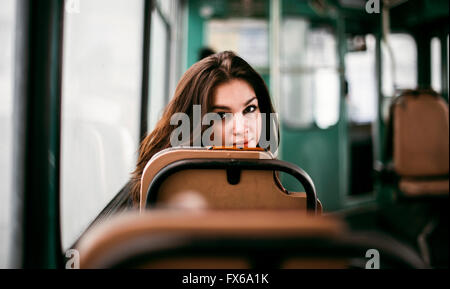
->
<box><xmin>140</xmin><ymin>147</ymin><xmax>321</xmax><ymax>213</ymax></box>
<box><xmin>76</xmin><ymin>210</ymin><xmax>345</xmax><ymax>268</ymax></box>
<box><xmin>75</xmin><ymin>210</ymin><xmax>427</xmax><ymax>269</ymax></box>
<box><xmin>391</xmin><ymin>90</ymin><xmax>449</xmax><ymax>177</ymax></box>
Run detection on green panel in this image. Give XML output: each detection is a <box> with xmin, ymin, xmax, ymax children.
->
<box><xmin>187</xmin><ymin>0</ymin><xmax>205</xmax><ymax>69</ymax></box>
<box><xmin>260</xmin><ymin>73</ymin><xmax>270</xmax><ymax>89</ymax></box>
<box><xmin>282</xmin><ymin>0</ymin><xmax>336</xmax><ymax>19</ymax></box>
<box><xmin>390</xmin><ymin>0</ymin><xmax>449</xmax><ymax>29</ymax></box>
<box><xmin>280</xmin><ymin>125</ymin><xmax>342</xmax><ymax>212</ymax></box>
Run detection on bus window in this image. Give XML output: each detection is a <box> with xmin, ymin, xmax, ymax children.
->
<box><xmin>61</xmin><ymin>0</ymin><xmax>144</xmax><ymax>250</ymax></box>
<box><xmin>280</xmin><ymin>18</ymin><xmax>339</xmax><ymax>129</ymax></box>
<box><xmin>206</xmin><ymin>19</ymin><xmax>269</xmax><ymax>71</ymax></box>
<box><xmin>0</xmin><ymin>0</ymin><xmax>15</xmax><ymax>269</ymax></box>
<box><xmin>345</xmin><ymin>35</ymin><xmax>377</xmax><ymax>124</ymax></box>
<box><xmin>148</xmin><ymin>7</ymin><xmax>169</xmax><ymax>132</ymax></box>
<box><xmin>431</xmin><ymin>37</ymin><xmax>442</xmax><ymax>93</ymax></box>
<box><xmin>382</xmin><ymin>33</ymin><xmax>417</xmax><ymax>97</ymax></box>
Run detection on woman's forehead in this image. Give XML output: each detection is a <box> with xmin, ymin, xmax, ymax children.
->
<box><xmin>212</xmin><ymin>79</ymin><xmax>257</xmax><ymax>108</ymax></box>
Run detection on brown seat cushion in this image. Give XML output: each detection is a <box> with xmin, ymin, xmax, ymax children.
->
<box><xmin>399</xmin><ymin>178</ymin><xmax>449</xmax><ymax>196</ymax></box>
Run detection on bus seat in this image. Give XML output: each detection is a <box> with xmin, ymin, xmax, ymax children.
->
<box><xmin>75</xmin><ymin>210</ymin><xmax>427</xmax><ymax>269</ymax></box>
<box><xmin>139</xmin><ymin>147</ymin><xmax>321</xmax><ymax>213</ymax></box>
<box><xmin>389</xmin><ymin>89</ymin><xmax>449</xmax><ymax>197</ymax></box>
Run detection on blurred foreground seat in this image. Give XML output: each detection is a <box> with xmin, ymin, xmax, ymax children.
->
<box><xmin>76</xmin><ymin>210</ymin><xmax>427</xmax><ymax>269</ymax></box>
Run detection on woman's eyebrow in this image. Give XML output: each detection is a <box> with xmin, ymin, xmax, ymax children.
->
<box><xmin>211</xmin><ymin>105</ymin><xmax>231</xmax><ymax>110</ymax></box>
<box><xmin>212</xmin><ymin>96</ymin><xmax>257</xmax><ymax>110</ymax></box>
<box><xmin>244</xmin><ymin>96</ymin><xmax>257</xmax><ymax>106</ymax></box>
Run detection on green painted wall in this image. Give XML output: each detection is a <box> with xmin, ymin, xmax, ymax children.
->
<box><xmin>186</xmin><ymin>0</ymin><xmax>205</xmax><ymax>69</ymax></box>
<box><xmin>280</xmin><ymin>125</ymin><xmax>343</xmax><ymax>211</ymax></box>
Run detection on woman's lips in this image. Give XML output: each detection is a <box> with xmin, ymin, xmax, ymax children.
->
<box><xmin>233</xmin><ymin>140</ymin><xmax>250</xmax><ymax>147</ymax></box>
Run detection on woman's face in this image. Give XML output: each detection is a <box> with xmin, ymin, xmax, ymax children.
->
<box><xmin>211</xmin><ymin>79</ymin><xmax>262</xmax><ymax>147</ymax></box>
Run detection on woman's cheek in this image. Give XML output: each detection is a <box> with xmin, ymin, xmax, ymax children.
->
<box><xmin>252</xmin><ymin>112</ymin><xmax>262</xmax><ymax>147</ymax></box>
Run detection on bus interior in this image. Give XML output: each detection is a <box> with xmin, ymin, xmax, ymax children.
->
<box><xmin>0</xmin><ymin>0</ymin><xmax>448</xmax><ymax>269</ymax></box>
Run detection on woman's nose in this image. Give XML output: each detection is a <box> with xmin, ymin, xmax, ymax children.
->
<box><xmin>232</xmin><ymin>113</ymin><xmax>247</xmax><ymax>136</ymax></box>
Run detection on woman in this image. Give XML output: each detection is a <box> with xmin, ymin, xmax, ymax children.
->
<box><xmin>130</xmin><ymin>51</ymin><xmax>279</xmax><ymax>206</ymax></box>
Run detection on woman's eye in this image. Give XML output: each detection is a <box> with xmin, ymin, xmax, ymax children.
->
<box><xmin>244</xmin><ymin>105</ymin><xmax>257</xmax><ymax>114</ymax></box>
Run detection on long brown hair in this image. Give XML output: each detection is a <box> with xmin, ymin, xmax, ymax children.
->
<box><xmin>130</xmin><ymin>51</ymin><xmax>278</xmax><ymax>206</ymax></box>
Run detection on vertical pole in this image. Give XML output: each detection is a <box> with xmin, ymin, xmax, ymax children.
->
<box><xmin>270</xmin><ymin>0</ymin><xmax>282</xmax><ymax>158</ymax></box>
<box><xmin>270</xmin><ymin>0</ymin><xmax>281</xmax><ymax>112</ymax></box>
<box><xmin>162</xmin><ymin>8</ymin><xmax>172</xmax><ymax>105</ymax></box>
<box><xmin>12</xmin><ymin>0</ymin><xmax>64</xmax><ymax>268</ymax></box>
<box><xmin>374</xmin><ymin>6</ymin><xmax>394</xmax><ymax>205</ymax></box>
<box><xmin>415</xmin><ymin>30</ymin><xmax>431</xmax><ymax>89</ymax></box>
<box><xmin>140</xmin><ymin>0</ymin><xmax>154</xmax><ymax>141</ymax></box>
<box><xmin>337</xmin><ymin>15</ymin><xmax>348</xmax><ymax>209</ymax></box>
<box><xmin>440</xmin><ymin>31</ymin><xmax>448</xmax><ymax>102</ymax></box>
<box><xmin>374</xmin><ymin>11</ymin><xmax>384</xmax><ymax>164</ymax></box>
